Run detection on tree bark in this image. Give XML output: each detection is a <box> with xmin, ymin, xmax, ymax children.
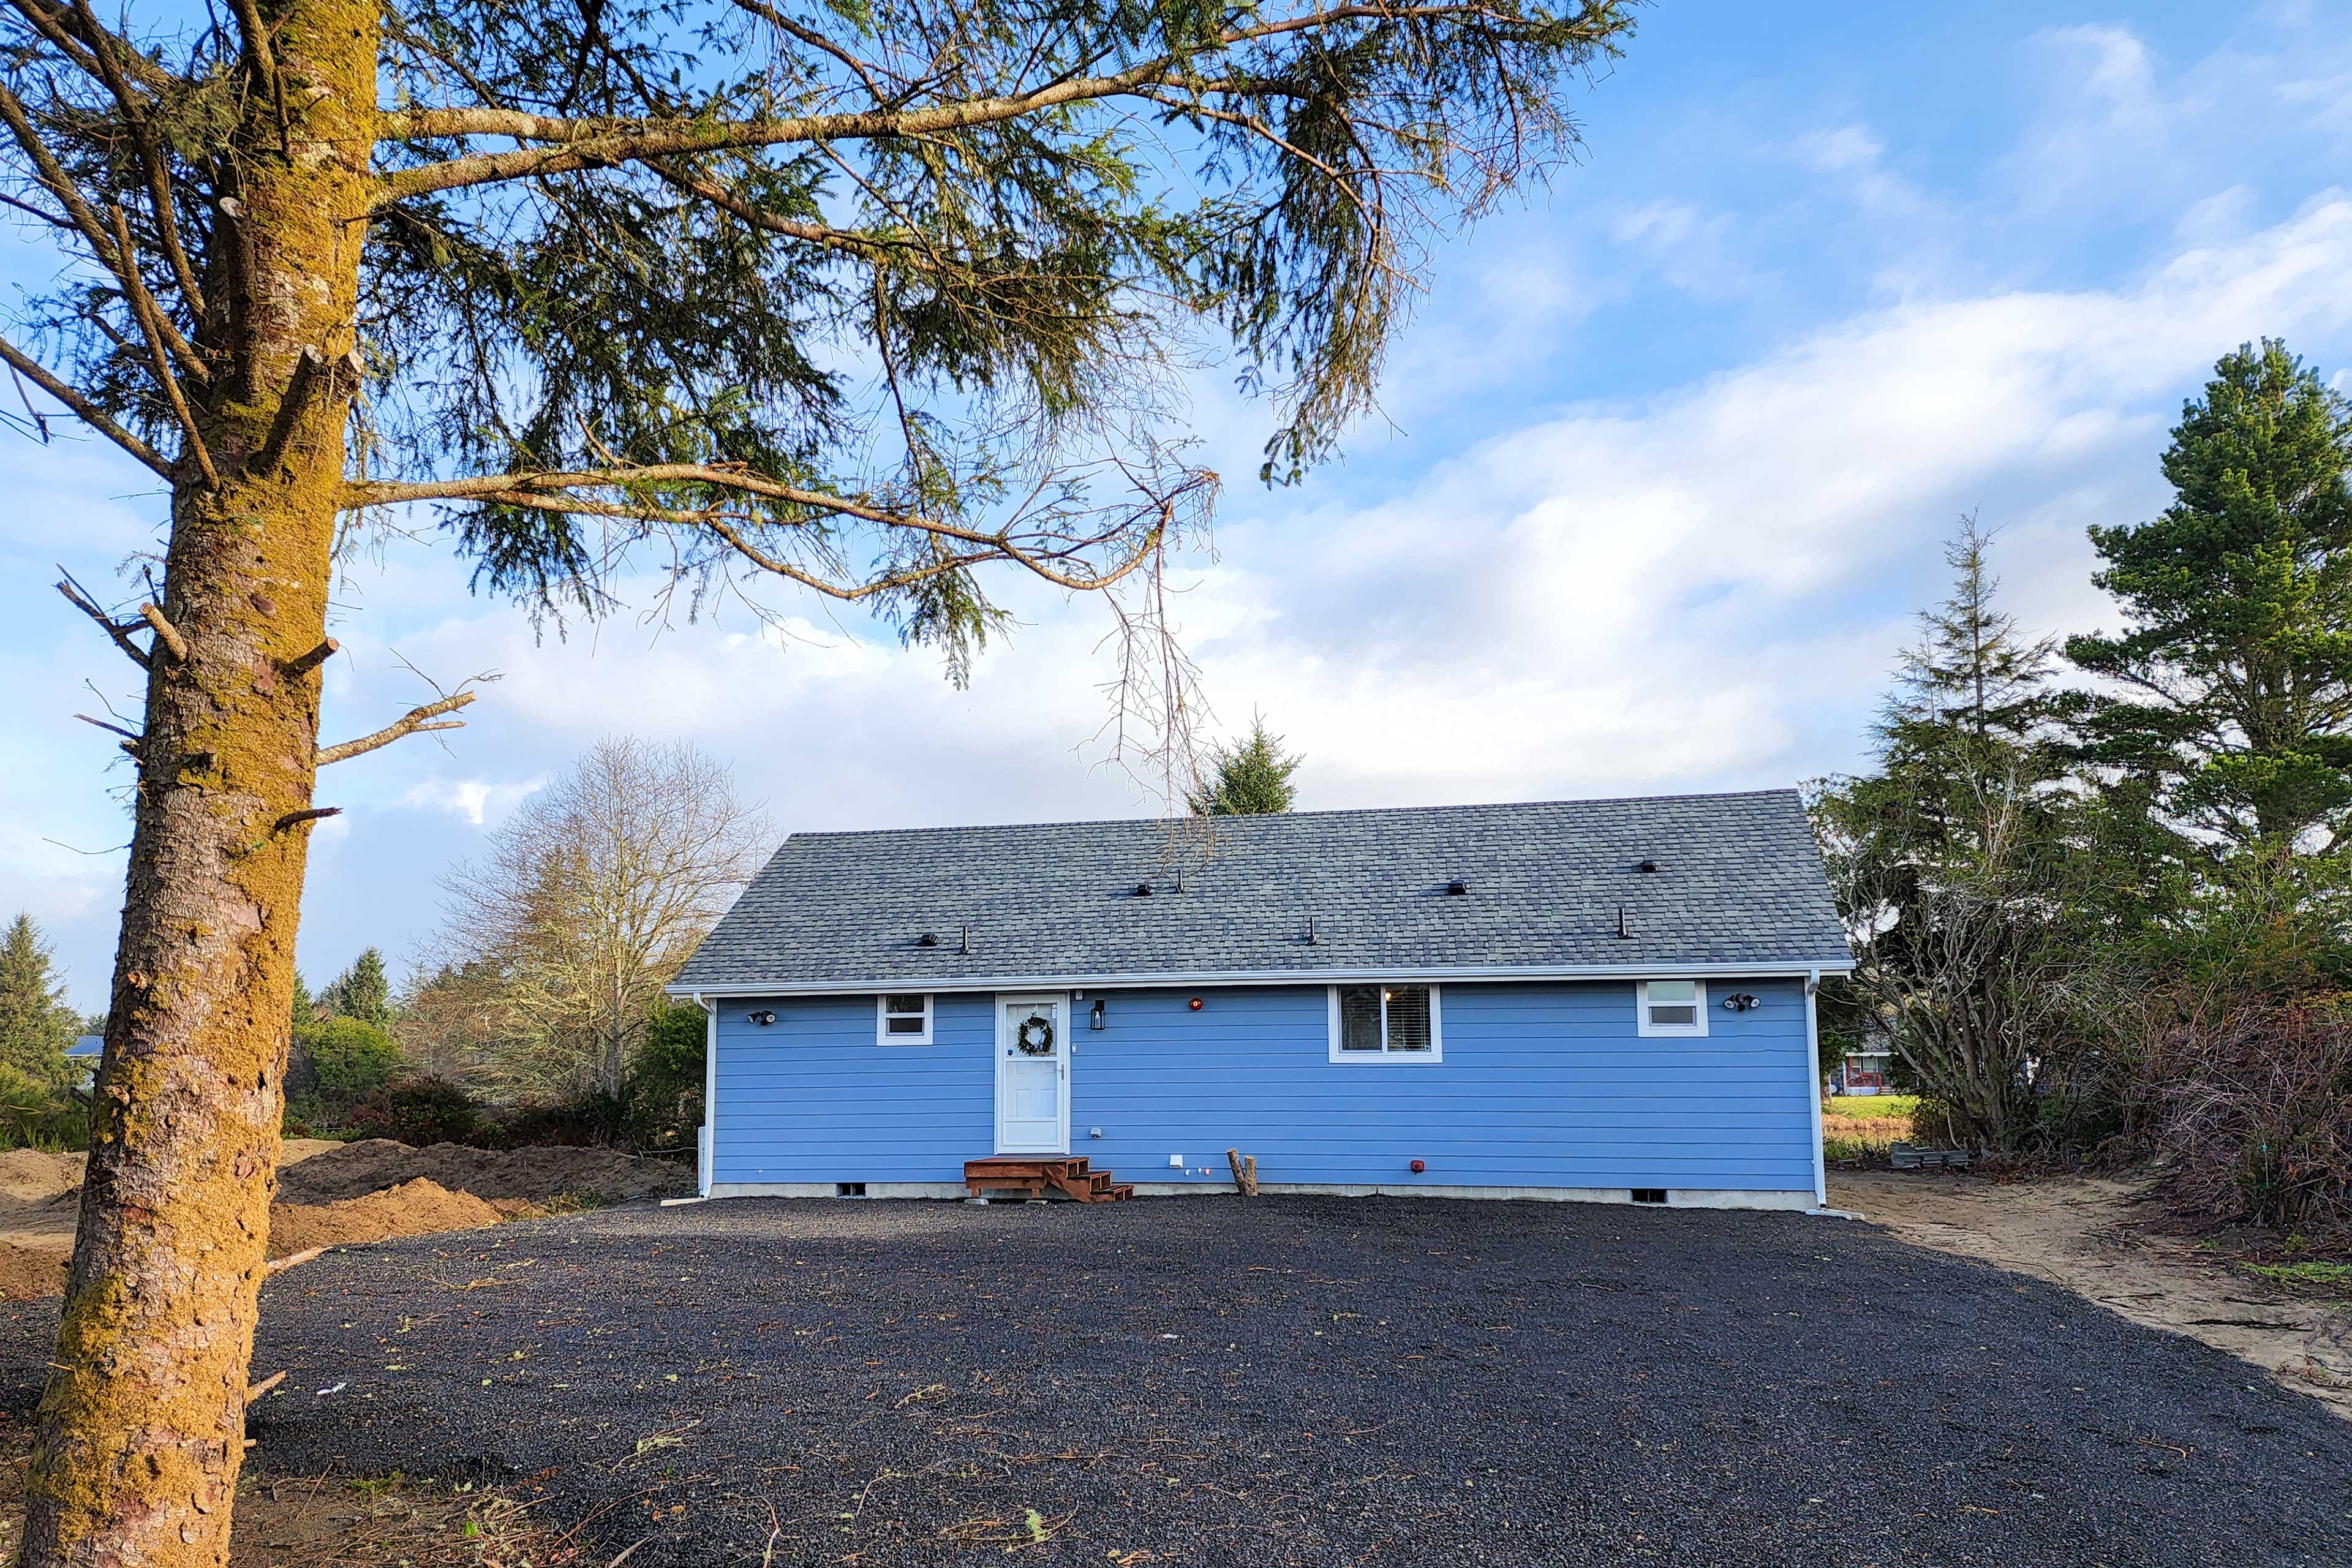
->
<box><xmin>20</xmin><ymin>1</ymin><xmax>375</xmax><ymax>1560</ymax></box>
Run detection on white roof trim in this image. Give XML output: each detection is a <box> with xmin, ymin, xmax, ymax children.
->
<box><xmin>665</xmin><ymin>957</ymin><xmax>1855</xmax><ymax>998</ymax></box>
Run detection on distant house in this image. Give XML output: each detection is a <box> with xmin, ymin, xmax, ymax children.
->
<box><xmin>66</xmin><ymin>1034</ymin><xmax>103</xmax><ymax>1086</ymax></box>
<box><xmin>1837</xmin><ymin>1038</ymin><xmax>1896</xmax><ymax>1096</ymax></box>
<box><xmin>669</xmin><ymin>790</ymin><xmax>1854</xmax><ymax>1209</ymax></box>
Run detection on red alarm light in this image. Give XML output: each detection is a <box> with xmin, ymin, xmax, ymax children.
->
<box><xmin>1409</xmin><ymin>1158</ymin><xmax>1427</xmax><ymax>1174</ymax></box>
<box><xmin>1188</xmin><ymin>997</ymin><xmax>1204</xmax><ymax>1011</ymax></box>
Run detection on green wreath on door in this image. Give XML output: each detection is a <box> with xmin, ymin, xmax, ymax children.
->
<box><xmin>1014</xmin><ymin>1011</ymin><xmax>1056</xmax><ymax>1055</ymax></box>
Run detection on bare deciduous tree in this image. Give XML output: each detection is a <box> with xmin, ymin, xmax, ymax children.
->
<box><xmin>429</xmin><ymin>738</ymin><xmax>768</xmax><ymax>1099</ymax></box>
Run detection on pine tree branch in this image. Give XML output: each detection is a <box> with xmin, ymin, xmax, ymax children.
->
<box><xmin>316</xmin><ymin>690</ymin><xmax>479</xmax><ymax>766</ymax></box>
<box><xmin>66</xmin><ymin>0</ymin><xmax>206</xmax><ymax>323</ymax></box>
<box><xmin>54</xmin><ymin>570</ymin><xmax>153</xmax><ymax>669</ymax></box>
<box><xmin>1</xmin><ymin>333</ymin><xmax>172</xmax><ymax>478</ymax></box>
<box><xmin>369</xmin><ymin>2</ymin><xmax>1562</xmax><ymax>205</ymax></box>
<box><xmin>108</xmin><ymin>206</ymin><xmax>217</xmax><ymax>486</ymax></box>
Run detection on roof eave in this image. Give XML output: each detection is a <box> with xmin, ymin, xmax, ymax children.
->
<box><xmin>666</xmin><ymin>956</ymin><xmax>1857</xmax><ymax>998</ymax></box>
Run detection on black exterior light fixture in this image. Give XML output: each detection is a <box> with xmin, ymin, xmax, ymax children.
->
<box><xmin>1090</xmin><ymin>999</ymin><xmax>1107</xmax><ymax>1031</ymax></box>
<box><xmin>1722</xmin><ymin>992</ymin><xmax>1762</xmax><ymax>1012</ymax></box>
<box><xmin>748</xmin><ymin>1009</ymin><xmax>777</xmax><ymax>1027</ymax></box>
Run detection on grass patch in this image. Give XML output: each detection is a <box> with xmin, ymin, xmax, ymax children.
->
<box><xmin>2241</xmin><ymin>1260</ymin><xmax>2352</xmax><ymax>1298</ymax></box>
<box><xmin>1823</xmin><ymin>1093</ymin><xmax>1917</xmax><ymax>1161</ymax></box>
<box><xmin>1828</xmin><ymin>1093</ymin><xmax>1920</xmax><ymax>1118</ymax></box>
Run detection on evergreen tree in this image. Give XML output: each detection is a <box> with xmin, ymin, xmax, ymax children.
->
<box><xmin>0</xmin><ymin>915</ymin><xmax>77</xmax><ymax>1089</ymax></box>
<box><xmin>2067</xmin><ymin>340</ymin><xmax>2352</xmax><ymax>848</ymax></box>
<box><xmin>321</xmin><ymin>949</ymin><xmax>395</xmax><ymax>1030</ymax></box>
<box><xmin>1879</xmin><ymin>514</ymin><xmax>2059</xmax><ymax>767</ymax></box>
<box><xmin>1188</xmin><ymin>715</ymin><xmax>1305</xmax><ymax>816</ymax></box>
<box><xmin>0</xmin><ymin>0</ymin><xmax>1642</xmax><ymax>1545</ymax></box>
<box><xmin>1813</xmin><ymin>521</ymin><xmax>2081</xmax><ymax>1149</ymax></box>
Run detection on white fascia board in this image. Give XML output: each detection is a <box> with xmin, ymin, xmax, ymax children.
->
<box><xmin>667</xmin><ymin>957</ymin><xmax>1856</xmax><ymax>998</ymax></box>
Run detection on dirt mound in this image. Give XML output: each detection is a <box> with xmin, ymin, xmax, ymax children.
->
<box><xmin>0</xmin><ymin>1136</ymin><xmax>689</xmax><ymax>1300</ymax></box>
<box><xmin>266</xmin><ymin>1178</ymin><xmax>507</xmax><ymax>1257</ymax></box>
<box><xmin>276</xmin><ymin>1139</ymin><xmax>693</xmax><ymax>1206</ymax></box>
<box><xmin>0</xmin><ymin>1150</ymin><xmax>83</xmax><ymax>1207</ymax></box>
<box><xmin>0</xmin><ymin>1235</ymin><xmax>71</xmax><ymax>1302</ymax></box>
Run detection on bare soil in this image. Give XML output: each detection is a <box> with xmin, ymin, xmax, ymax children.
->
<box><xmin>1832</xmin><ymin>1169</ymin><xmax>2352</xmax><ymax>1419</ymax></box>
<box><xmin>263</xmin><ymin>1180</ymin><xmax>508</xmax><ymax>1257</ymax></box>
<box><xmin>0</xmin><ymin>1412</ymin><xmax>573</xmax><ymax>1567</ymax></box>
<box><xmin>274</xmin><ymin>1139</ymin><xmax>693</xmax><ymax>1206</ymax></box>
<box><xmin>0</xmin><ymin>1137</ymin><xmax>689</xmax><ymax>1301</ymax></box>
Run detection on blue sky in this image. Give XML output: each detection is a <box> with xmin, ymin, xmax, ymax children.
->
<box><xmin>6</xmin><ymin>1</ymin><xmax>2351</xmax><ymax>1009</ymax></box>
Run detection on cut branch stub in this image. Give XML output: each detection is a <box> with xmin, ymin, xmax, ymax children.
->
<box><xmin>255</xmin><ymin>347</ymin><xmax>360</xmax><ymax>477</ymax></box>
<box><xmin>269</xmin><ymin>806</ymin><xmax>341</xmax><ymax>834</ymax></box>
<box><xmin>281</xmin><ymin>636</ymin><xmax>338</xmax><ymax>676</ymax></box>
<box><xmin>74</xmin><ymin>713</ymin><xmax>141</xmax><ymax>753</ymax></box>
<box><xmin>138</xmin><ymin>602</ymin><xmax>189</xmax><ymax>662</ymax></box>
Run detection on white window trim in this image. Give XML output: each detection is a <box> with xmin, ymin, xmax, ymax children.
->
<box><xmin>876</xmin><ymin>992</ymin><xmax>934</xmax><ymax>1046</ymax></box>
<box><xmin>1325</xmin><ymin>983</ymin><xmax>1444</xmax><ymax>1063</ymax></box>
<box><xmin>1636</xmin><ymin>979</ymin><xmax>1709</xmax><ymax>1038</ymax></box>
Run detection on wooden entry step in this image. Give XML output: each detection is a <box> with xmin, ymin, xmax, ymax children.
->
<box><xmin>963</xmin><ymin>1155</ymin><xmax>1134</xmax><ymax>1203</ymax></box>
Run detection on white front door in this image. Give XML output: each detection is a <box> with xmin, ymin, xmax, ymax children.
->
<box><xmin>995</xmin><ymin>994</ymin><xmax>1069</xmax><ymax>1154</ymax></box>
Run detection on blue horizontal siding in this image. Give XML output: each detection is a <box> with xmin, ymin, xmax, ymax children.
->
<box><xmin>712</xmin><ymin>979</ymin><xmax>1816</xmax><ymax>1191</ymax></box>
<box><xmin>712</xmin><ymin>992</ymin><xmax>992</xmax><ymax>1183</ymax></box>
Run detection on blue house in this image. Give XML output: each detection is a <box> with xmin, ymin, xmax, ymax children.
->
<box><xmin>669</xmin><ymin>790</ymin><xmax>1853</xmax><ymax>1208</ymax></box>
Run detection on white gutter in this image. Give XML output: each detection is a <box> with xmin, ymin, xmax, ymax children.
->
<box><xmin>666</xmin><ymin>957</ymin><xmax>1856</xmax><ymax>999</ymax></box>
<box><xmin>1803</xmin><ymin>967</ymin><xmax>1827</xmax><ymax>1207</ymax></box>
<box><xmin>690</xmin><ymin>990</ymin><xmax>715</xmax><ymax>1198</ymax></box>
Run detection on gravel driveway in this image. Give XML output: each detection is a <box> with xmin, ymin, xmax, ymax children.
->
<box><xmin>2</xmin><ymin>1196</ymin><xmax>2345</xmax><ymax>1566</ymax></box>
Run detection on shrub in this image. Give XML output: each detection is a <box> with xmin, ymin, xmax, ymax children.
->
<box><xmin>494</xmin><ymin>1091</ymin><xmax>627</xmax><ymax>1148</ymax></box>
<box><xmin>2131</xmin><ymin>997</ymin><xmax>2352</xmax><ymax>1250</ymax></box>
<box><xmin>625</xmin><ymin>1002</ymin><xmax>706</xmax><ymax>1150</ymax></box>
<box><xmin>296</xmin><ymin>1014</ymin><xmax>402</xmax><ymax>1110</ymax></box>
<box><xmin>348</xmin><ymin>1076</ymin><xmax>481</xmax><ymax>1146</ymax></box>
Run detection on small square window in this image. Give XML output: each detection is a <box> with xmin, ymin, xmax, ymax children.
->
<box><xmin>1328</xmin><ymin>984</ymin><xmax>1443</xmax><ymax>1061</ymax></box>
<box><xmin>1637</xmin><ymin>980</ymin><xmax>1708</xmax><ymax>1038</ymax></box>
<box><xmin>877</xmin><ymin>993</ymin><xmax>933</xmax><ymax>1045</ymax></box>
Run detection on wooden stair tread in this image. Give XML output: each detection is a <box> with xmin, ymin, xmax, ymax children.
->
<box><xmin>962</xmin><ymin>1155</ymin><xmax>1133</xmax><ymax>1202</ymax></box>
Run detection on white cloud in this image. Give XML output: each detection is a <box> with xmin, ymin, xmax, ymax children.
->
<box><xmin>398</xmin><ymin>775</ymin><xmax>545</xmax><ymax>827</ymax></box>
<box><xmin>1608</xmin><ymin>199</ymin><xmax>1754</xmax><ymax>301</ymax></box>
<box><xmin>1791</xmin><ymin>125</ymin><xmax>1884</xmax><ymax>174</ymax></box>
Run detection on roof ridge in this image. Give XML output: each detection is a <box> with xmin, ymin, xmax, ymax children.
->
<box><xmin>772</xmin><ymin>788</ymin><xmax>1804</xmax><ymax>843</ymax></box>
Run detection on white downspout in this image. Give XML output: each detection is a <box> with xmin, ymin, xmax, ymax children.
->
<box><xmin>1803</xmin><ymin>968</ymin><xmax>1827</xmax><ymax>1207</ymax></box>
<box><xmin>694</xmin><ymin>991</ymin><xmax>716</xmax><ymax>1197</ymax></box>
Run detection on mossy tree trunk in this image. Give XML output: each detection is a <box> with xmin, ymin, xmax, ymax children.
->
<box><xmin>19</xmin><ymin>3</ymin><xmax>375</xmax><ymax>1561</ymax></box>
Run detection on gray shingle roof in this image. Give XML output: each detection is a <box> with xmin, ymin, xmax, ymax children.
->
<box><xmin>671</xmin><ymin>789</ymin><xmax>1852</xmax><ymax>992</ymax></box>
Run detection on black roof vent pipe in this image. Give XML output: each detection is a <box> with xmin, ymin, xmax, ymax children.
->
<box><xmin>1637</xmin><ymin>859</ymin><xmax>1660</xmax><ymax>873</ymax></box>
<box><xmin>1134</xmin><ymin>881</ymin><xmax>1154</xmax><ymax>897</ymax></box>
<box><xmin>1447</xmin><ymin>878</ymin><xmax>1469</xmax><ymax>895</ymax></box>
<box><xmin>918</xmin><ymin>931</ymin><xmax>940</xmax><ymax>948</ymax></box>
<box><xmin>1616</xmin><ymin>905</ymin><xmax>1633</xmax><ymax>940</ymax></box>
